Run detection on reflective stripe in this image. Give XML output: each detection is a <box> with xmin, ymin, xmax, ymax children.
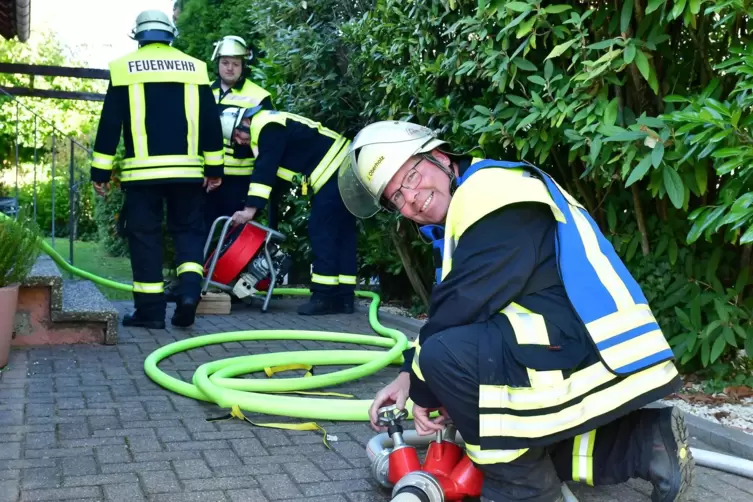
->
<box><xmin>411</xmin><ymin>340</ymin><xmax>425</xmax><ymax>381</ymax></box>
<box><xmin>464</xmin><ymin>442</ymin><xmax>528</xmax><ymax>464</ymax></box>
<box><xmin>572</xmin><ymin>430</ymin><xmax>596</xmax><ymax>486</ymax></box>
<box><xmin>338</xmin><ymin>275</ymin><xmax>356</xmax><ymax>285</ymax></box>
<box><xmin>479</xmin><ymin>360</ymin><xmax>678</xmax><ymax>439</ymax></box>
<box><xmin>92</xmin><ymin>152</ymin><xmax>114</xmax><ymax>170</ymax></box>
<box><xmin>311</xmin><ymin>274</ymin><xmax>338</xmax><ymax>286</ymax></box>
<box><xmin>309</xmin><ymin>138</ymin><xmax>350</xmax><ymax>193</ymax></box>
<box><xmin>177</xmin><ymin>262</ymin><xmax>204</xmax><ymax>277</ymax></box>
<box><xmin>203</xmin><ymin>149</ymin><xmax>224</xmax><ymax>167</ymax></box>
<box><xmin>221</xmin><ymin>94</ymin><xmax>264</xmax><ymax>107</ymax></box>
<box><xmin>502</xmin><ymin>306</ymin><xmax>549</xmax><ymax>345</ymax></box>
<box><xmin>224</xmin><ymin>146</ymin><xmax>234</xmax><ymax>154</ymax></box>
<box><xmin>128</xmin><ymin>83</ymin><xmax>148</xmax><ymax>158</ymax></box>
<box><xmin>248</xmin><ymin>183</ymin><xmax>271</xmax><ymax>199</ymax></box>
<box><xmin>120</xmin><ymin>167</ymin><xmax>204</xmax><ymax>182</ymax></box>
<box><xmin>184</xmin><ymin>83</ymin><xmax>199</xmax><ymax>157</ymax></box>
<box><xmin>225</xmin><ymin>157</ymin><xmax>254</xmax><ymax>167</ymax></box>
<box><xmin>133</xmin><ymin>282</ymin><xmax>164</xmax><ymax>294</ymax></box>
<box><xmin>276</xmin><ymin>167</ymin><xmax>296</xmax><ymax>182</ymax></box>
<box><xmin>224</xmin><ymin>166</ymin><xmax>253</xmax><ymax>176</ymax></box>
<box><xmin>123</xmin><ymin>155</ymin><xmax>204</xmax><ymax>169</ymax></box>
<box><xmin>568</xmin><ymin>206</ymin><xmax>634</xmax><ymax>309</ymax></box>
<box><xmin>587</xmin><ymin>304</ymin><xmax>657</xmax><ymax>344</ymax></box>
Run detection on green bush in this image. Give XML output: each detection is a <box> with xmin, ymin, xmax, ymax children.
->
<box><xmin>0</xmin><ymin>215</ymin><xmax>41</xmax><ymax>287</ymax></box>
<box><xmin>16</xmin><ymin>178</ymin><xmax>97</xmax><ymax>241</ymax></box>
<box><xmin>172</xmin><ymin>0</ymin><xmax>753</xmax><ymax>379</ymax></box>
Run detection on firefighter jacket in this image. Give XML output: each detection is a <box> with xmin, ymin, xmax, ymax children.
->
<box><xmin>90</xmin><ymin>43</ymin><xmax>225</xmax><ymax>185</ymax></box>
<box><xmin>243</xmin><ymin>110</ymin><xmax>350</xmax><ymax>210</ymax></box>
<box><xmin>212</xmin><ymin>77</ymin><xmax>274</xmax><ymax>176</ymax></box>
<box><xmin>403</xmin><ymin>158</ymin><xmax>680</xmax><ymax>464</ymax></box>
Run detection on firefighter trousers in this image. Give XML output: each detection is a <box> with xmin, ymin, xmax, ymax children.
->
<box><xmin>307</xmin><ymin>175</ymin><xmax>357</xmax><ymax>300</ymax></box>
<box><xmin>419</xmin><ymin>323</ymin><xmax>675</xmax><ymax>502</ymax></box>
<box><xmin>204</xmin><ymin>175</ymin><xmax>248</xmax><ymax>232</ymax></box>
<box><xmin>122</xmin><ymin>183</ymin><xmax>206</xmax><ymax>320</ymax></box>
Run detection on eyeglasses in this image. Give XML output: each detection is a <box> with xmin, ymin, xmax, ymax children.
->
<box><xmin>385</xmin><ymin>157</ymin><xmax>423</xmax><ymax>211</ymax></box>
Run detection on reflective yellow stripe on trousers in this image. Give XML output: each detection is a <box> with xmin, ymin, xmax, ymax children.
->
<box><xmin>311</xmin><ymin>274</ymin><xmax>338</xmax><ymax>286</ymax></box>
<box><xmin>177</xmin><ymin>262</ymin><xmax>204</xmax><ymax>277</ymax></box>
<box><xmin>133</xmin><ymin>282</ymin><xmax>164</xmax><ymax>294</ymax></box>
<box><xmin>572</xmin><ymin>430</ymin><xmax>596</xmax><ymax>486</ymax></box>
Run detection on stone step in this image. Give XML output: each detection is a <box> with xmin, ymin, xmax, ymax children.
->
<box><xmin>14</xmin><ymin>255</ymin><xmax>120</xmax><ymax>346</ymax></box>
<box><xmin>51</xmin><ymin>280</ymin><xmax>118</xmax><ymax>345</ymax></box>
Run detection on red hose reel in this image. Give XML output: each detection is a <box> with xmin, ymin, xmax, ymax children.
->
<box><xmin>203</xmin><ymin>223</ymin><xmax>271</xmax><ymax>291</ymax></box>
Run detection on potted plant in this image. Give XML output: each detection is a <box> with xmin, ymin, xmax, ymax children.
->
<box><xmin>0</xmin><ymin>215</ymin><xmax>41</xmax><ymax>369</ymax></box>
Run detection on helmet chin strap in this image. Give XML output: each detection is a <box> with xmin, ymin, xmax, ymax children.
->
<box><xmin>424</xmin><ymin>154</ymin><xmax>458</xmax><ymax>196</ymax></box>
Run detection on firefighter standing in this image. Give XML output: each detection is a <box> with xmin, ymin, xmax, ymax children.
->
<box><xmin>206</xmin><ymin>35</ymin><xmax>277</xmax><ymax>230</ymax></box>
<box><xmin>340</xmin><ymin>121</ymin><xmax>694</xmax><ymax>502</ymax></box>
<box><xmin>221</xmin><ymin>107</ymin><xmax>357</xmax><ymax>315</ymax></box>
<box><xmin>91</xmin><ymin>10</ymin><xmax>225</xmax><ymax>329</ymax></box>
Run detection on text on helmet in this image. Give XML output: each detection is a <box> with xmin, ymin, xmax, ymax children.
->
<box><xmin>128</xmin><ymin>59</ymin><xmax>197</xmax><ymax>73</ymax></box>
<box><xmin>367</xmin><ymin>155</ymin><xmax>385</xmax><ymax>181</ymax></box>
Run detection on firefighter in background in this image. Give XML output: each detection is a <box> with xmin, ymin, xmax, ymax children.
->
<box><xmin>207</xmin><ymin>35</ymin><xmax>277</xmax><ymax>229</ymax></box>
<box><xmin>221</xmin><ymin>107</ymin><xmax>357</xmax><ymax>316</ymax></box>
<box><xmin>91</xmin><ymin>10</ymin><xmax>225</xmax><ymax>329</ymax></box>
<box><xmin>340</xmin><ymin>121</ymin><xmax>694</xmax><ymax>502</ymax></box>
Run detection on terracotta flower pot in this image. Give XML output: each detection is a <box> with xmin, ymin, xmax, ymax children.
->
<box><xmin>0</xmin><ymin>283</ymin><xmax>19</xmax><ymax>369</ymax></box>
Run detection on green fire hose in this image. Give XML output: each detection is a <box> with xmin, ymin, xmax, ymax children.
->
<box><xmin>18</xmin><ymin>226</ymin><xmax>417</xmax><ymax>423</ymax></box>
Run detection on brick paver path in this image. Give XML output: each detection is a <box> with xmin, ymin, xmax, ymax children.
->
<box><xmin>1</xmin><ymin>298</ymin><xmax>753</xmax><ymax>501</ymax></box>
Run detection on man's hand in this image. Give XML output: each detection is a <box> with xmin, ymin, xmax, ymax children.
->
<box><xmin>92</xmin><ymin>182</ymin><xmax>110</xmax><ymax>197</ymax></box>
<box><xmin>231</xmin><ymin>207</ymin><xmax>257</xmax><ymax>226</ymax></box>
<box><xmin>203</xmin><ymin>177</ymin><xmax>222</xmax><ymax>192</ymax></box>
<box><xmin>368</xmin><ymin>372</ymin><xmax>410</xmax><ymax>432</ymax></box>
<box><xmin>413</xmin><ymin>405</ymin><xmax>448</xmax><ymax>436</ymax></box>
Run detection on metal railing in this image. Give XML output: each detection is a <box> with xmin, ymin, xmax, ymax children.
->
<box><xmin>0</xmin><ymin>87</ymin><xmax>94</xmax><ymax>266</ymax></box>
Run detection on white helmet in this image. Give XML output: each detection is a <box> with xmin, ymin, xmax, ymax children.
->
<box><xmin>338</xmin><ymin>121</ymin><xmax>447</xmax><ymax>218</ymax></box>
<box><xmin>212</xmin><ymin>35</ymin><xmax>249</xmax><ymax>61</ymax></box>
<box><xmin>130</xmin><ymin>10</ymin><xmax>177</xmax><ymax>43</ymax></box>
<box><xmin>219</xmin><ymin>105</ymin><xmax>262</xmax><ymax>142</ymax></box>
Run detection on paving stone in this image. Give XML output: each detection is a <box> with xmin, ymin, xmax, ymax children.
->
<box><xmin>0</xmin><ymin>479</ymin><xmax>19</xmax><ymax>501</ymax></box>
<box><xmin>227</xmin><ymin>488</ymin><xmax>269</xmax><ymax>502</ymax></box>
<box><xmin>103</xmin><ymin>482</ymin><xmax>145</xmax><ymax>501</ymax></box>
<box><xmin>0</xmin><ymin>442</ymin><xmax>20</xmax><ymax>460</ymax></box>
<box><xmin>150</xmin><ymin>491</ymin><xmax>227</xmax><ymax>502</ymax></box>
<box><xmin>61</xmin><ymin>456</ymin><xmax>98</xmax><ymax>476</ymax></box>
<box><xmin>255</xmin><ymin>474</ymin><xmax>303</xmax><ymax>500</ymax></box>
<box><xmin>139</xmin><ymin>470</ymin><xmax>181</xmax><ymax>494</ymax></box>
<box><xmin>20</xmin><ymin>486</ymin><xmax>102</xmax><ymax>501</ymax></box>
<box><xmin>282</xmin><ymin>461</ymin><xmax>329</xmax><ymax>483</ymax></box>
<box><xmin>21</xmin><ymin>467</ymin><xmax>60</xmax><ymax>490</ymax></box>
<box><xmin>172</xmin><ymin>458</ymin><xmax>212</xmax><ymax>479</ymax></box>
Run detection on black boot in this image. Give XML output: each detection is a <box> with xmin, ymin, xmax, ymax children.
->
<box><xmin>171</xmin><ymin>295</ymin><xmax>199</xmax><ymax>327</ymax></box>
<box><xmin>638</xmin><ymin>406</ymin><xmax>695</xmax><ymax>502</ymax></box>
<box><xmin>336</xmin><ymin>295</ymin><xmax>355</xmax><ymax>314</ymax></box>
<box><xmin>122</xmin><ymin>310</ymin><xmax>165</xmax><ymax>329</ymax></box>
<box><xmin>297</xmin><ymin>295</ymin><xmax>337</xmax><ymax>315</ymax></box>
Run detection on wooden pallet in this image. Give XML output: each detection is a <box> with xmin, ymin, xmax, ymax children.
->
<box><xmin>196</xmin><ymin>291</ymin><xmax>232</xmax><ymax>315</ymax></box>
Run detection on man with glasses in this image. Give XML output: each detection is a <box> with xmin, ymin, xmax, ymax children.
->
<box><xmin>337</xmin><ymin>120</ymin><xmax>694</xmax><ymax>502</ymax></box>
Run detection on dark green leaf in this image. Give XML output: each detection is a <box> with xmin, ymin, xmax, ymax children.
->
<box><xmin>646</xmin><ymin>0</ymin><xmax>666</xmax><ymax>14</ymax></box>
<box><xmin>651</xmin><ymin>142</ymin><xmax>665</xmax><ymax>167</ymax></box>
<box><xmin>634</xmin><ymin>49</ymin><xmax>651</xmax><ymax>82</ymax></box>
<box><xmin>701</xmin><ymin>339</ymin><xmax>710</xmax><ymax>367</ymax></box>
<box><xmin>740</xmin><ymin>224</ymin><xmax>753</xmax><ymax>244</ymax></box>
<box><xmin>603</xmin><ymin>131</ymin><xmax>647</xmax><ymax>142</ymax></box>
<box><xmin>506</xmin><ymin>1</ymin><xmax>532</xmax><ymax>12</ymax></box>
<box><xmin>513</xmin><ymin>57</ymin><xmax>537</xmax><ymax>71</ymax></box>
<box><xmin>589</xmin><ymin>137</ymin><xmax>603</xmax><ymax>165</ymax></box>
<box><xmin>507</xmin><ymin>95</ymin><xmax>529</xmax><ymax>107</ymax></box>
<box><xmin>624</xmin><ymin>44</ymin><xmax>636</xmax><ymax>64</ymax></box>
<box><xmin>695</xmin><ymin>163</ymin><xmax>708</xmax><ymax>195</ymax></box>
<box><xmin>604</xmin><ymin>98</ymin><xmax>619</xmax><ymax>126</ymax></box>
<box><xmin>544</xmin><ymin>4</ymin><xmax>572</xmax><ymax>14</ymax></box>
<box><xmin>620</xmin><ymin>0</ymin><xmax>634</xmax><ymax>33</ymax></box>
<box><xmin>626</xmin><ymin>154</ymin><xmax>653</xmax><ymax>187</ymax></box>
<box><xmin>662</xmin><ymin>168</ymin><xmax>685</xmax><ymax>208</ymax></box>
<box><xmin>545</xmin><ymin>39</ymin><xmax>577</xmax><ymax>60</ymax></box>
<box><xmin>527</xmin><ymin>75</ymin><xmax>547</xmax><ymax>86</ymax></box>
<box><xmin>710</xmin><ymin>335</ymin><xmax>726</xmax><ymax>363</ymax></box>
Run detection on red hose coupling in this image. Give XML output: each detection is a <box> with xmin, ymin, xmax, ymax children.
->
<box><xmin>439</xmin><ymin>455</ymin><xmax>484</xmax><ymax>500</ymax></box>
<box><xmin>422</xmin><ymin>440</ymin><xmax>463</xmax><ymax>479</ymax></box>
<box><xmin>387</xmin><ymin>446</ymin><xmax>422</xmax><ymax>486</ymax></box>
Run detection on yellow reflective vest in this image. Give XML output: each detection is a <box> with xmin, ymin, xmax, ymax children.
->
<box><xmin>90</xmin><ymin>43</ymin><xmax>224</xmax><ymax>185</ymax></box>
<box><xmin>212</xmin><ymin>78</ymin><xmax>273</xmax><ymax>176</ymax></box>
<box><xmin>411</xmin><ymin>159</ymin><xmax>680</xmax><ymax>464</ymax></box>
